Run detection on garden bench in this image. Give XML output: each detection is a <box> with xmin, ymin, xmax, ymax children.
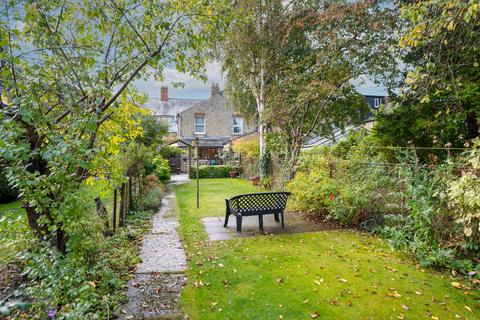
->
<box><xmin>224</xmin><ymin>192</ymin><xmax>291</xmax><ymax>232</ymax></box>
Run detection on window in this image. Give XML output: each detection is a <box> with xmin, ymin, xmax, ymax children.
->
<box><xmin>373</xmin><ymin>98</ymin><xmax>381</xmax><ymax>108</ymax></box>
<box><xmin>194</xmin><ymin>116</ymin><xmax>205</xmax><ymax>133</ymax></box>
<box><xmin>233</xmin><ymin>116</ymin><xmax>243</xmax><ymax>134</ymax></box>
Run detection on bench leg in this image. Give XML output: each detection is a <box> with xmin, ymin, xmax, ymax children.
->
<box><xmin>224</xmin><ymin>212</ymin><xmax>230</xmax><ymax>227</ymax></box>
<box><xmin>224</xmin><ymin>199</ymin><xmax>230</xmax><ymax>227</ymax></box>
<box><xmin>236</xmin><ymin>216</ymin><xmax>243</xmax><ymax>233</ymax></box>
<box><xmin>259</xmin><ymin>214</ymin><xmax>264</xmax><ymax>233</ymax></box>
<box><xmin>281</xmin><ymin>212</ymin><xmax>284</xmax><ymax>229</ymax></box>
<box><xmin>274</xmin><ymin>213</ymin><xmax>280</xmax><ymax>222</ymax></box>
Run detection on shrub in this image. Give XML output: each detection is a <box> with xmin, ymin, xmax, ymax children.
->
<box><xmin>287</xmin><ymin>133</ymin><xmax>395</xmax><ymax>225</ymax></box>
<box><xmin>152</xmin><ymin>156</ymin><xmax>171</xmax><ymax>182</ymax></box>
<box><xmin>135</xmin><ymin>187</ymin><xmax>163</xmax><ymax>211</ymax></box>
<box><xmin>189</xmin><ymin>165</ymin><xmax>233</xmax><ymax>178</ymax></box>
<box><xmin>159</xmin><ymin>145</ymin><xmax>184</xmax><ymax>159</ymax></box>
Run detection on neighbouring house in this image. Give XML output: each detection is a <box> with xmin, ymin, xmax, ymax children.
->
<box><xmin>170</xmin><ymin>84</ymin><xmax>256</xmax><ymax>172</ymax></box>
<box><xmin>302</xmin><ymin>94</ymin><xmax>387</xmax><ymax>149</ymax></box>
<box><xmin>144</xmin><ymin>86</ymin><xmax>203</xmax><ymax>136</ymax></box>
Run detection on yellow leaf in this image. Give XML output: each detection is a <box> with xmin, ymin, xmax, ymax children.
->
<box><xmin>387</xmin><ymin>291</ymin><xmax>402</xmax><ymax>298</ymax></box>
<box><xmin>88</xmin><ymin>281</ymin><xmax>96</xmax><ymax>288</ymax></box>
<box><xmin>464</xmin><ymin>306</ymin><xmax>472</xmax><ymax>313</ymax></box>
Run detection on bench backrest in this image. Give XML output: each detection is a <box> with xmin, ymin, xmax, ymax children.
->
<box><xmin>229</xmin><ymin>192</ymin><xmax>291</xmax><ymax>214</ymax></box>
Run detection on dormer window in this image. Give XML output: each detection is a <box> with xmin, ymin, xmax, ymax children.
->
<box><xmin>233</xmin><ymin>116</ymin><xmax>243</xmax><ymax>134</ymax></box>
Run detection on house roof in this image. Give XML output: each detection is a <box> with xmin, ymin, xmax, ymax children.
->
<box><xmin>178</xmin><ymin>137</ymin><xmax>230</xmax><ymax>148</ymax></box>
<box><xmin>144</xmin><ymin>98</ymin><xmax>204</xmax><ymax>117</ymax></box>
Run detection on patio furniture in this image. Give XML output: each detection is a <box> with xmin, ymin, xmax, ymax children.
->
<box><xmin>224</xmin><ymin>192</ymin><xmax>291</xmax><ymax>232</ymax></box>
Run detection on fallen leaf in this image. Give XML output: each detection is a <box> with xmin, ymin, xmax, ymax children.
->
<box><xmin>303</xmin><ymin>299</ymin><xmax>309</xmax><ymax>304</ymax></box>
<box><xmin>401</xmin><ymin>304</ymin><xmax>409</xmax><ymax>310</ymax></box>
<box><xmin>277</xmin><ymin>278</ymin><xmax>284</xmax><ymax>283</ymax></box>
<box><xmin>387</xmin><ymin>291</ymin><xmax>402</xmax><ymax>298</ymax></box>
<box><xmin>310</xmin><ymin>312</ymin><xmax>320</xmax><ymax>318</ymax></box>
<box><xmin>464</xmin><ymin>306</ymin><xmax>472</xmax><ymax>313</ymax></box>
<box><xmin>415</xmin><ymin>291</ymin><xmax>423</xmax><ymax>295</ymax></box>
<box><xmin>88</xmin><ymin>281</ymin><xmax>96</xmax><ymax>288</ymax></box>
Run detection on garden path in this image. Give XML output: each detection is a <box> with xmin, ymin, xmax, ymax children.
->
<box><xmin>118</xmin><ymin>174</ymin><xmax>188</xmax><ymax>320</ymax></box>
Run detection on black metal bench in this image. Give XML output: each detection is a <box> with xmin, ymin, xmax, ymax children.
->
<box><xmin>224</xmin><ymin>192</ymin><xmax>291</xmax><ymax>232</ymax></box>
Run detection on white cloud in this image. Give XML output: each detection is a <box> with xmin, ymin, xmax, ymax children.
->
<box><xmin>134</xmin><ymin>61</ymin><xmax>225</xmax><ymax>99</ymax></box>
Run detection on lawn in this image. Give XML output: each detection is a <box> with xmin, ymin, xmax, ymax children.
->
<box><xmin>174</xmin><ymin>178</ymin><xmax>479</xmax><ymax>320</ymax></box>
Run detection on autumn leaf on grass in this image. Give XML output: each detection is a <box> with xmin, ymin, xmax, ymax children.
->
<box><xmin>310</xmin><ymin>312</ymin><xmax>320</xmax><ymax>318</ymax></box>
<box><xmin>277</xmin><ymin>278</ymin><xmax>284</xmax><ymax>284</ymax></box>
<box><xmin>464</xmin><ymin>306</ymin><xmax>472</xmax><ymax>313</ymax></box>
<box><xmin>401</xmin><ymin>304</ymin><xmax>409</xmax><ymax>310</ymax></box>
<box><xmin>88</xmin><ymin>281</ymin><xmax>96</xmax><ymax>288</ymax></box>
<box><xmin>314</xmin><ymin>278</ymin><xmax>324</xmax><ymax>285</ymax></box>
<box><xmin>451</xmin><ymin>281</ymin><xmax>470</xmax><ymax>290</ymax></box>
<box><xmin>386</xmin><ymin>291</ymin><xmax>402</xmax><ymax>298</ymax></box>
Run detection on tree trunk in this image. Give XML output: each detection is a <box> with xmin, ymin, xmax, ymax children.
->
<box><xmin>465</xmin><ymin>111</ymin><xmax>479</xmax><ymax>141</ymax></box>
<box><xmin>258</xmin><ymin>65</ymin><xmax>266</xmax><ymax>178</ymax></box>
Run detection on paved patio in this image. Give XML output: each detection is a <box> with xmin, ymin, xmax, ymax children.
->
<box><xmin>202</xmin><ymin>211</ymin><xmax>334</xmax><ymax>241</ymax></box>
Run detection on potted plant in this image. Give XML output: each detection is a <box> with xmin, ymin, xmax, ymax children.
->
<box><xmin>249</xmin><ymin>175</ymin><xmax>260</xmax><ymax>185</ymax></box>
<box><xmin>249</xmin><ymin>160</ymin><xmax>260</xmax><ymax>185</ymax></box>
<box><xmin>229</xmin><ymin>167</ymin><xmax>238</xmax><ymax>178</ymax></box>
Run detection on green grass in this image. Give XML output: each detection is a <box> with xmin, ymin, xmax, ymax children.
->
<box><xmin>174</xmin><ymin>178</ymin><xmax>480</xmax><ymax>320</ymax></box>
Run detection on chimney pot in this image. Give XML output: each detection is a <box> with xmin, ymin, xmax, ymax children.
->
<box><xmin>211</xmin><ymin>83</ymin><xmax>220</xmax><ymax>97</ymax></box>
<box><xmin>161</xmin><ymin>86</ymin><xmax>168</xmax><ymax>102</ymax></box>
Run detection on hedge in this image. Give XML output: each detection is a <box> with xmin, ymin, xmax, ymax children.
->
<box><xmin>189</xmin><ymin>165</ymin><xmax>233</xmax><ymax>178</ymax></box>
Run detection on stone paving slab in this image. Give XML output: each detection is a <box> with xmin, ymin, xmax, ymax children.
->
<box><xmin>202</xmin><ymin>212</ymin><xmax>335</xmax><ymax>241</ymax></box>
<box><xmin>120</xmin><ymin>273</ymin><xmax>187</xmax><ymax>319</ymax></box>
<box><xmin>119</xmin><ymin>174</ymin><xmax>189</xmax><ymax>319</ymax></box>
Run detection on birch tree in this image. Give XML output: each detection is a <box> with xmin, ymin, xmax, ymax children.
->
<box><xmin>221</xmin><ymin>0</ymin><xmax>284</xmax><ymax>164</ymax></box>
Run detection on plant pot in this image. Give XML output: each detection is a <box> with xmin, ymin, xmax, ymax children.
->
<box><xmin>249</xmin><ymin>176</ymin><xmax>260</xmax><ymax>186</ymax></box>
<box><xmin>229</xmin><ymin>171</ymin><xmax>238</xmax><ymax>178</ymax></box>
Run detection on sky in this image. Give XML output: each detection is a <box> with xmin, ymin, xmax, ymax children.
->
<box><xmin>134</xmin><ymin>61</ymin><xmax>387</xmax><ymax>100</ymax></box>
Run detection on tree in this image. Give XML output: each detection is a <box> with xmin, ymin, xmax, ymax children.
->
<box><xmin>376</xmin><ymin>0</ymin><xmax>480</xmax><ymax>147</ymax></box>
<box><xmin>0</xmin><ymin>0</ymin><xmax>232</xmax><ymax>252</ymax></box>
<box><xmin>266</xmin><ymin>0</ymin><xmax>399</xmax><ymax>180</ymax></box>
<box><xmin>221</xmin><ymin>0</ymin><xmax>284</xmax><ymax>168</ymax></box>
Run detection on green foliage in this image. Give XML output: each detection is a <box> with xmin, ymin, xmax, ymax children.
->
<box><xmin>448</xmin><ymin>139</ymin><xmax>480</xmax><ymax>242</ymax></box>
<box><xmin>288</xmin><ymin>131</ymin><xmax>479</xmax><ymax>273</ymax></box>
<box><xmin>378</xmin><ymin>0</ymin><xmax>480</xmax><ymax>148</ymax></box>
<box><xmin>0</xmin><ymin>168</ymin><xmax>17</xmax><ymax>203</ymax></box>
<box><xmin>189</xmin><ymin>165</ymin><xmax>233</xmax><ymax>179</ymax></box>
<box><xmin>287</xmin><ymin>132</ymin><xmax>394</xmax><ymax>225</ymax></box>
<box><xmin>152</xmin><ymin>157</ymin><xmax>171</xmax><ymax>182</ymax></box>
<box><xmin>159</xmin><ymin>145</ymin><xmax>184</xmax><ymax>159</ymax></box>
<box><xmin>135</xmin><ymin>115</ymin><xmax>168</xmax><ymax>147</ymax></box>
<box><xmin>0</xmin><ymin>0</ymin><xmax>233</xmax><ymax>251</ymax></box>
<box><xmin>134</xmin><ymin>188</ymin><xmax>163</xmax><ymax>212</ymax></box>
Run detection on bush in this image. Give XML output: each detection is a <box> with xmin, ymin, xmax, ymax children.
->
<box><xmin>159</xmin><ymin>145</ymin><xmax>183</xmax><ymax>159</ymax></box>
<box><xmin>135</xmin><ymin>187</ymin><xmax>163</xmax><ymax>211</ymax></box>
<box><xmin>152</xmin><ymin>156</ymin><xmax>171</xmax><ymax>182</ymax></box>
<box><xmin>189</xmin><ymin>165</ymin><xmax>233</xmax><ymax>178</ymax></box>
<box><xmin>287</xmin><ymin>132</ymin><xmax>395</xmax><ymax>225</ymax></box>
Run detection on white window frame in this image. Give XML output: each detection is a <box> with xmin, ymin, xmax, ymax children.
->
<box><xmin>194</xmin><ymin>116</ymin><xmax>205</xmax><ymax>134</ymax></box>
<box><xmin>232</xmin><ymin>116</ymin><xmax>243</xmax><ymax>135</ymax></box>
<box><xmin>373</xmin><ymin>98</ymin><xmax>381</xmax><ymax>108</ymax></box>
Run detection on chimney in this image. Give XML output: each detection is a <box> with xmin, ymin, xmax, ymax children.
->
<box><xmin>211</xmin><ymin>83</ymin><xmax>220</xmax><ymax>97</ymax></box>
<box><xmin>161</xmin><ymin>86</ymin><xmax>168</xmax><ymax>102</ymax></box>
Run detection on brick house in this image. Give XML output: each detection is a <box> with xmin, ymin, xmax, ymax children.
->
<box><xmin>144</xmin><ymin>87</ymin><xmax>203</xmax><ymax>136</ymax></box>
<box><xmin>171</xmin><ymin>84</ymin><xmax>256</xmax><ymax>171</ymax></box>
